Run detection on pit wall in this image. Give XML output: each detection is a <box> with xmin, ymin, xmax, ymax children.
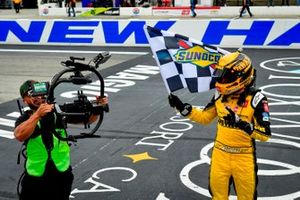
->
<box><xmin>39</xmin><ymin>5</ymin><xmax>300</xmax><ymax>17</ymax></box>
<box><xmin>0</xmin><ymin>18</ymin><xmax>299</xmax><ymax>49</ymax></box>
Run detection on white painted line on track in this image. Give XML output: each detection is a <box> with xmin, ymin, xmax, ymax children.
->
<box><xmin>6</xmin><ymin>112</ymin><xmax>20</xmax><ymax>118</ymax></box>
<box><xmin>0</xmin><ymin>117</ymin><xmax>15</xmax><ymax>127</ymax></box>
<box><xmin>0</xmin><ymin>130</ymin><xmax>14</xmax><ymax>139</ymax></box>
<box><xmin>0</xmin><ymin>49</ymin><xmax>149</xmax><ymax>55</ymax></box>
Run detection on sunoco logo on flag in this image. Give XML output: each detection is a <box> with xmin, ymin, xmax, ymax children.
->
<box><xmin>174</xmin><ymin>45</ymin><xmax>221</xmax><ymax>68</ymax></box>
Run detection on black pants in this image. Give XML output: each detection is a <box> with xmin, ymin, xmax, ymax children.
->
<box><xmin>240</xmin><ymin>5</ymin><xmax>252</xmax><ymax>17</ymax></box>
<box><xmin>13</xmin><ymin>3</ymin><xmax>20</xmax><ymax>13</ymax></box>
<box><xmin>19</xmin><ymin>161</ymin><xmax>74</xmax><ymax>200</ymax></box>
<box><xmin>68</xmin><ymin>6</ymin><xmax>75</xmax><ymax>17</ymax></box>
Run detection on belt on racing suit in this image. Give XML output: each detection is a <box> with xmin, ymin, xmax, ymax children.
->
<box><xmin>214</xmin><ymin>141</ymin><xmax>253</xmax><ymax>154</ymax></box>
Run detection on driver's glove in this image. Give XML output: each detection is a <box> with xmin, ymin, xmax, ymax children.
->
<box><xmin>224</xmin><ymin>106</ymin><xmax>254</xmax><ymax>134</ymax></box>
<box><xmin>168</xmin><ymin>94</ymin><xmax>192</xmax><ymax>116</ymax></box>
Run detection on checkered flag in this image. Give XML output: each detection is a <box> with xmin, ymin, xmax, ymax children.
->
<box><xmin>144</xmin><ymin>25</ymin><xmax>230</xmax><ymax>94</ymax></box>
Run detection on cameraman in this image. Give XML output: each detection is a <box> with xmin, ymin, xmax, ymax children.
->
<box><xmin>14</xmin><ymin>80</ymin><xmax>108</xmax><ymax>200</ymax></box>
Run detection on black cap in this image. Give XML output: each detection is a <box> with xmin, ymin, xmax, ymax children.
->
<box><xmin>19</xmin><ymin>80</ymin><xmax>35</xmax><ymax>98</ymax></box>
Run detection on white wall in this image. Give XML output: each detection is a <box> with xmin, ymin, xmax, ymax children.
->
<box><xmin>0</xmin><ymin>19</ymin><xmax>299</xmax><ymax>49</ymax></box>
<box><xmin>38</xmin><ymin>4</ymin><xmax>300</xmax><ymax>17</ymax></box>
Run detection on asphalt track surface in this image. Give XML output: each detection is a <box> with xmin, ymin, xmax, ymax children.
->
<box><xmin>0</xmin><ymin>45</ymin><xmax>300</xmax><ymax>200</ymax></box>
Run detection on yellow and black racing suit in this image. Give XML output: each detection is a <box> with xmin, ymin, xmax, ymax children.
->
<box><xmin>187</xmin><ymin>89</ymin><xmax>271</xmax><ymax>200</ymax></box>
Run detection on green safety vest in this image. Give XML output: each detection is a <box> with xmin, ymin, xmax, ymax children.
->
<box><xmin>25</xmin><ymin>122</ymin><xmax>70</xmax><ymax>177</ymax></box>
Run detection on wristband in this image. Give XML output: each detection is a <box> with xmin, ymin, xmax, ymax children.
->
<box><xmin>180</xmin><ymin>103</ymin><xmax>192</xmax><ymax>116</ymax></box>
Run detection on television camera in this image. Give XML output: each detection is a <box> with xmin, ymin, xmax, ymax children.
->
<box><xmin>18</xmin><ymin>52</ymin><xmax>111</xmax><ymax>142</ymax></box>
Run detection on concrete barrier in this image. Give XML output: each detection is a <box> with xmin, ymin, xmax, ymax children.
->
<box><xmin>0</xmin><ymin>18</ymin><xmax>299</xmax><ymax>49</ymax></box>
<box><xmin>37</xmin><ymin>5</ymin><xmax>300</xmax><ymax>17</ymax></box>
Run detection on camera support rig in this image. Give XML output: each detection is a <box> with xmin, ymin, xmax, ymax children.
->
<box><xmin>46</xmin><ymin>52</ymin><xmax>111</xmax><ymax>142</ymax></box>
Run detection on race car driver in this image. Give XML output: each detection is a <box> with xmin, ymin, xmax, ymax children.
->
<box><xmin>168</xmin><ymin>50</ymin><xmax>271</xmax><ymax>200</ymax></box>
